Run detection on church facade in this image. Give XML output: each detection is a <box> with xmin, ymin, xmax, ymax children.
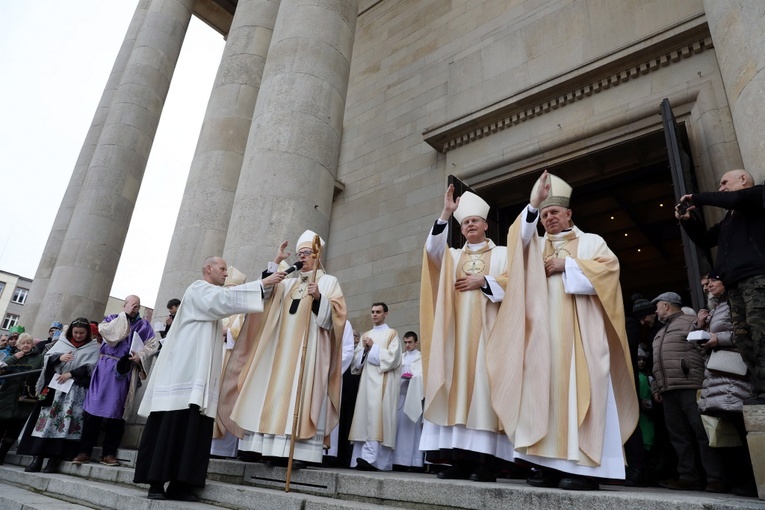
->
<box><xmin>23</xmin><ymin>0</ymin><xmax>764</xmax><ymax>337</ymax></box>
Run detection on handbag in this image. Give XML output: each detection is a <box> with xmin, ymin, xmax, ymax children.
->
<box><xmin>701</xmin><ymin>414</ymin><xmax>743</xmax><ymax>447</ymax></box>
<box><xmin>707</xmin><ymin>349</ymin><xmax>748</xmax><ymax>376</ymax></box>
<box><xmin>17</xmin><ymin>383</ymin><xmax>38</xmax><ymax>404</ymax></box>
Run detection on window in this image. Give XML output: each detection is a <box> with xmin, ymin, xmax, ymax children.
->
<box><xmin>2</xmin><ymin>314</ymin><xmax>19</xmax><ymax>330</ymax></box>
<box><xmin>11</xmin><ymin>287</ymin><xmax>28</xmax><ymax>305</ymax></box>
<box><xmin>0</xmin><ymin>282</ymin><xmax>5</xmax><ymax>297</ymax></box>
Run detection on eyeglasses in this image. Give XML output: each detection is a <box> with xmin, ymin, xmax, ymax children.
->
<box><xmin>296</xmin><ymin>250</ymin><xmax>313</xmax><ymax>258</ymax></box>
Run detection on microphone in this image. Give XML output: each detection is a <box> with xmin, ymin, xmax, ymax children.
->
<box><xmin>284</xmin><ymin>261</ymin><xmax>304</xmax><ymax>274</ymax></box>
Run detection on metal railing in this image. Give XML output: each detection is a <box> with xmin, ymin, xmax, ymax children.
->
<box><xmin>0</xmin><ymin>369</ymin><xmax>42</xmax><ymax>381</ymax></box>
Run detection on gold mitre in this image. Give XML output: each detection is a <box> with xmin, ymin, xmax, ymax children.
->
<box><xmin>296</xmin><ymin>230</ymin><xmax>325</xmax><ymax>252</ymax></box>
<box><xmin>453</xmin><ymin>191</ymin><xmax>490</xmax><ymax>224</ymax></box>
<box><xmin>531</xmin><ymin>173</ymin><xmax>573</xmax><ymax>210</ymax></box>
<box><xmin>225</xmin><ymin>266</ymin><xmax>247</xmax><ymax>287</ymax></box>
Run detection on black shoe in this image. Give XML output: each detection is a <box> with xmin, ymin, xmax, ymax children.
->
<box><xmin>559</xmin><ymin>475</ymin><xmax>599</xmax><ymax>491</ymax></box>
<box><xmin>263</xmin><ymin>456</ymin><xmax>288</xmax><ymax>468</ymax></box>
<box><xmin>731</xmin><ymin>484</ymin><xmax>758</xmax><ymax>498</ymax></box>
<box><xmin>147</xmin><ymin>483</ymin><xmax>166</xmax><ymax>500</ymax></box>
<box><xmin>290</xmin><ymin>460</ymin><xmax>307</xmax><ymax>471</ymax></box>
<box><xmin>25</xmin><ymin>457</ymin><xmax>43</xmax><ymax>473</ymax></box>
<box><xmin>437</xmin><ymin>463</ymin><xmax>472</xmax><ymax>480</ymax></box>
<box><xmin>659</xmin><ymin>478</ymin><xmax>703</xmax><ymax>491</ymax></box>
<box><xmin>526</xmin><ymin>467</ymin><xmax>561</xmax><ymax>488</ymax></box>
<box><xmin>166</xmin><ymin>482</ymin><xmax>200</xmax><ymax>502</ymax></box>
<box><xmin>42</xmin><ymin>458</ymin><xmax>60</xmax><ymax>473</ymax></box>
<box><xmin>624</xmin><ymin>466</ymin><xmax>644</xmax><ymax>487</ymax></box>
<box><xmin>469</xmin><ymin>464</ymin><xmax>497</xmax><ymax>482</ymax></box>
<box><xmin>355</xmin><ymin>458</ymin><xmax>379</xmax><ymax>471</ymax></box>
<box><xmin>165</xmin><ymin>491</ymin><xmax>199</xmax><ymax>502</ymax></box>
<box><xmin>743</xmin><ymin>396</ymin><xmax>765</xmax><ymax>406</ymax></box>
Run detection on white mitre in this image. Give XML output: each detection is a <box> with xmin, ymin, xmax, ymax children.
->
<box><xmin>530</xmin><ymin>173</ymin><xmax>573</xmax><ymax>210</ymax></box>
<box><xmin>453</xmin><ymin>191</ymin><xmax>490</xmax><ymax>224</ymax></box>
<box><xmin>296</xmin><ymin>230</ymin><xmax>326</xmax><ymax>252</ymax></box>
<box><xmin>224</xmin><ymin>266</ymin><xmax>246</xmax><ymax>287</ymax></box>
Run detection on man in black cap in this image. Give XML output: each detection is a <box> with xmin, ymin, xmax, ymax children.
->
<box><xmin>649</xmin><ymin>292</ymin><xmax>724</xmax><ymax>493</ymax></box>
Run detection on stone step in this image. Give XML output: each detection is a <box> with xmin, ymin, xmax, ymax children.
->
<box><xmin>0</xmin><ymin>462</ymin><xmax>396</xmax><ymax>510</ymax></box>
<box><xmin>3</xmin><ymin>450</ymin><xmax>762</xmax><ymax>510</ymax></box>
<box><xmin>0</xmin><ymin>480</ymin><xmax>96</xmax><ymax>509</ymax></box>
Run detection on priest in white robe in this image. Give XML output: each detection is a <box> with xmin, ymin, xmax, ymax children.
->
<box><xmin>349</xmin><ymin>303</ymin><xmax>402</xmax><ymax>471</ymax></box>
<box><xmin>134</xmin><ymin>256</ymin><xmax>285</xmax><ymax>501</ymax></box>
<box><xmin>487</xmin><ymin>171</ymin><xmax>638</xmax><ymax>491</ymax></box>
<box><xmin>224</xmin><ymin>231</ymin><xmax>347</xmax><ymax>469</ymax></box>
<box><xmin>393</xmin><ymin>331</ymin><xmax>425</xmax><ymax>469</ymax></box>
<box><xmin>419</xmin><ymin>186</ymin><xmax>514</xmax><ymax>483</ymax></box>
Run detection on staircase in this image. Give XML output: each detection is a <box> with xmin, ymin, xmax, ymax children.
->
<box><xmin>0</xmin><ymin>448</ymin><xmax>760</xmax><ymax>509</ymax></box>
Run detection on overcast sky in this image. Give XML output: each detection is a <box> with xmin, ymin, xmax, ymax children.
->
<box><xmin>0</xmin><ymin>1</ymin><xmax>225</xmax><ymax>309</ymax></box>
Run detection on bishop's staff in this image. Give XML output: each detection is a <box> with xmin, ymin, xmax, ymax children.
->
<box><xmin>285</xmin><ymin>234</ymin><xmax>322</xmax><ymax>492</ymax></box>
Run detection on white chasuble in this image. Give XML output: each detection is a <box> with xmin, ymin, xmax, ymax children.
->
<box><xmin>138</xmin><ymin>279</ymin><xmax>265</xmax><ymax>419</ymax></box>
<box><xmin>231</xmin><ymin>271</ymin><xmax>346</xmax><ymax>463</ymax></box>
<box><xmin>349</xmin><ymin>324</ymin><xmax>402</xmax><ymax>447</ymax></box>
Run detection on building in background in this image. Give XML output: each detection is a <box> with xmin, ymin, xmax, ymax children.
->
<box><xmin>0</xmin><ymin>270</ymin><xmax>33</xmax><ymax>334</ymax></box>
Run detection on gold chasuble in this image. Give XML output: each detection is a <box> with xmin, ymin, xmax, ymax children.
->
<box><xmin>421</xmin><ymin>238</ymin><xmax>508</xmax><ymax>433</ymax></box>
<box><xmin>222</xmin><ymin>270</ymin><xmax>346</xmax><ymax>463</ymax></box>
<box><xmin>487</xmin><ymin>214</ymin><xmax>638</xmax><ymax>474</ymax></box>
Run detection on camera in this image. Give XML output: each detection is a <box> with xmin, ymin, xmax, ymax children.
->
<box><xmin>677</xmin><ymin>200</ymin><xmax>691</xmax><ymax>216</ymax></box>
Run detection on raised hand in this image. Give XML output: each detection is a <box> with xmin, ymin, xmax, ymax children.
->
<box><xmin>530</xmin><ymin>170</ymin><xmax>550</xmax><ymax>209</ymax></box>
<box><xmin>439</xmin><ymin>184</ymin><xmax>460</xmax><ymax>221</ymax></box>
<box><xmin>274</xmin><ymin>240</ymin><xmax>291</xmax><ymax>265</ymax></box>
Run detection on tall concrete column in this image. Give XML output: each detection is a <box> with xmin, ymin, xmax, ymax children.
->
<box><xmin>31</xmin><ymin>0</ymin><xmax>195</xmax><ymax>333</ymax></box>
<box><xmin>153</xmin><ymin>0</ymin><xmax>281</xmax><ymax>315</ymax></box>
<box><xmin>223</xmin><ymin>0</ymin><xmax>358</xmax><ymax>276</ymax></box>
<box><xmin>704</xmin><ymin>0</ymin><xmax>765</xmax><ymax>183</ymax></box>
<box><xmin>23</xmin><ymin>0</ymin><xmax>151</xmax><ymax>338</ymax></box>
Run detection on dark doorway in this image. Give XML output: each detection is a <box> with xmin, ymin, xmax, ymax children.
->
<box><xmin>475</xmin><ymin>129</ymin><xmax>710</xmax><ymax>309</ymax></box>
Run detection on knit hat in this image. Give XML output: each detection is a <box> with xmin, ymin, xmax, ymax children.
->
<box><xmin>651</xmin><ymin>292</ymin><xmax>683</xmax><ymax>306</ymax></box>
<box><xmin>9</xmin><ymin>325</ymin><xmax>24</xmax><ymax>335</ymax></box>
<box><xmin>50</xmin><ymin>321</ymin><xmax>63</xmax><ymax>330</ymax></box>
<box><xmin>631</xmin><ymin>294</ymin><xmax>654</xmax><ymax>318</ymax></box>
<box><xmin>453</xmin><ymin>191</ymin><xmax>490</xmax><ymax>224</ymax></box>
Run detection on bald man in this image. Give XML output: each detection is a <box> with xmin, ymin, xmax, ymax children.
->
<box><xmin>134</xmin><ymin>257</ymin><xmax>285</xmax><ymax>501</ymax></box>
<box><xmin>676</xmin><ymin>169</ymin><xmax>765</xmax><ymax>405</ymax></box>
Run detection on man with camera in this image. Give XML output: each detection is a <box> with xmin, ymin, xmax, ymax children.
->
<box><xmin>676</xmin><ymin>169</ymin><xmax>765</xmax><ymax>405</ymax></box>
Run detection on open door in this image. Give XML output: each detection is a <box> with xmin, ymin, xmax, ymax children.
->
<box><xmin>447</xmin><ymin>174</ymin><xmax>501</xmax><ymax>248</ymax></box>
<box><xmin>660</xmin><ymin>98</ymin><xmax>709</xmax><ymax>310</ymax></box>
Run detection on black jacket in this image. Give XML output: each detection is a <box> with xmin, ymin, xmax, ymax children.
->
<box><xmin>680</xmin><ymin>185</ymin><xmax>765</xmax><ymax>287</ymax></box>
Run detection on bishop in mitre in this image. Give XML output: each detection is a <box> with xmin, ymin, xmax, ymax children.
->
<box><xmin>419</xmin><ymin>185</ymin><xmax>514</xmax><ymax>483</ymax></box>
<box><xmin>224</xmin><ymin>231</ymin><xmax>346</xmax><ymax>468</ymax></box>
<box><xmin>487</xmin><ymin>171</ymin><xmax>638</xmax><ymax>490</ymax></box>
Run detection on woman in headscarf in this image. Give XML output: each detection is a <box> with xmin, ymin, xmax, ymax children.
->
<box><xmin>16</xmin><ymin>317</ymin><xmax>99</xmax><ymax>473</ymax></box>
<box><xmin>0</xmin><ymin>333</ymin><xmax>44</xmax><ymax>464</ymax></box>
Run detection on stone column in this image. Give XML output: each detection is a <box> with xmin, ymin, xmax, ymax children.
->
<box><xmin>23</xmin><ymin>0</ymin><xmax>150</xmax><ymax>338</ymax></box>
<box><xmin>223</xmin><ymin>0</ymin><xmax>358</xmax><ymax>276</ymax></box>
<box><xmin>704</xmin><ymin>0</ymin><xmax>765</xmax><ymax>183</ymax></box>
<box><xmin>31</xmin><ymin>0</ymin><xmax>195</xmax><ymax>332</ymax></box>
<box><xmin>153</xmin><ymin>0</ymin><xmax>281</xmax><ymax>317</ymax></box>
<box><xmin>743</xmin><ymin>406</ymin><xmax>765</xmax><ymax>499</ymax></box>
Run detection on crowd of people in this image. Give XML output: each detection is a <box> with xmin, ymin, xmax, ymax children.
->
<box><xmin>0</xmin><ymin>168</ymin><xmax>762</xmax><ymax>502</ymax></box>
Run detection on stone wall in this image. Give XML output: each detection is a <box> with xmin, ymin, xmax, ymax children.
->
<box><xmin>329</xmin><ymin>0</ymin><xmax>741</xmax><ymax>334</ymax></box>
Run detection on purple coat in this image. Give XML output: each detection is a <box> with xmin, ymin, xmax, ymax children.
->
<box><xmin>83</xmin><ymin>314</ymin><xmax>154</xmax><ymax>419</ymax></box>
